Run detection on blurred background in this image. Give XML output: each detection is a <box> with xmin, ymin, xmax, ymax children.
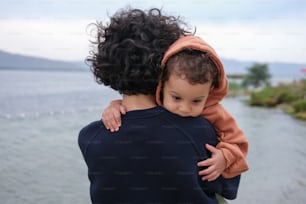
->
<box><xmin>1</xmin><ymin>0</ymin><xmax>306</xmax><ymax>203</ymax></box>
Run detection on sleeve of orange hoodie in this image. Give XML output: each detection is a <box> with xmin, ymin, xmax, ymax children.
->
<box><xmin>202</xmin><ymin>52</ymin><xmax>249</xmax><ymax>178</ymax></box>
<box><xmin>203</xmin><ymin>102</ymin><xmax>249</xmax><ymax>178</ymax></box>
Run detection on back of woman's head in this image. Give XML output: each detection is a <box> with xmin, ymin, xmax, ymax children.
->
<box><xmin>87</xmin><ymin>7</ymin><xmax>190</xmax><ymax>95</ymax></box>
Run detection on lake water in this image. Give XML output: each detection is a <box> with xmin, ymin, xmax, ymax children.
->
<box><xmin>0</xmin><ymin>70</ymin><xmax>306</xmax><ymax>204</ymax></box>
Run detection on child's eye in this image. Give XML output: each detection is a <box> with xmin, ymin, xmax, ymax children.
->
<box><xmin>193</xmin><ymin>99</ymin><xmax>202</xmax><ymax>104</ymax></box>
<box><xmin>172</xmin><ymin>95</ymin><xmax>181</xmax><ymax>101</ymax></box>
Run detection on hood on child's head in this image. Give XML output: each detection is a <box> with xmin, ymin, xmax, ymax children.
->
<box><xmin>155</xmin><ymin>35</ymin><xmax>228</xmax><ymax>107</ymax></box>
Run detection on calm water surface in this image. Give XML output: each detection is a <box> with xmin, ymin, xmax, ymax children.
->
<box><xmin>223</xmin><ymin>97</ymin><xmax>306</xmax><ymax>204</ymax></box>
<box><xmin>0</xmin><ymin>70</ymin><xmax>305</xmax><ymax>204</ymax></box>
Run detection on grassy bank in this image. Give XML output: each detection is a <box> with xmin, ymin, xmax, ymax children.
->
<box><xmin>246</xmin><ymin>79</ymin><xmax>306</xmax><ymax>120</ymax></box>
<box><xmin>228</xmin><ymin>81</ymin><xmax>247</xmax><ymax>97</ymax></box>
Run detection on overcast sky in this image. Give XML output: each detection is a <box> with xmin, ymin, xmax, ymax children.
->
<box><xmin>1</xmin><ymin>0</ymin><xmax>305</xmax><ymax>64</ymax></box>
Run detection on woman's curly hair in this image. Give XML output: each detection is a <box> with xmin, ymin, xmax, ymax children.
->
<box><xmin>86</xmin><ymin>7</ymin><xmax>191</xmax><ymax>95</ymax></box>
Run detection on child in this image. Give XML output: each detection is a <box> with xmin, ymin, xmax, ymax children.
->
<box><xmin>102</xmin><ymin>35</ymin><xmax>249</xmax><ymax>180</ymax></box>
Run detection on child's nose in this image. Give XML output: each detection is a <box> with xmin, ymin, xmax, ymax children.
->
<box><xmin>179</xmin><ymin>104</ymin><xmax>191</xmax><ymax>114</ymax></box>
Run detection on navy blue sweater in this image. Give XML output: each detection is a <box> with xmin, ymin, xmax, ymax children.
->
<box><xmin>79</xmin><ymin>106</ymin><xmax>240</xmax><ymax>204</ymax></box>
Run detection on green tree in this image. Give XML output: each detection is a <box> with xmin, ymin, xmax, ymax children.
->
<box><xmin>242</xmin><ymin>63</ymin><xmax>271</xmax><ymax>89</ymax></box>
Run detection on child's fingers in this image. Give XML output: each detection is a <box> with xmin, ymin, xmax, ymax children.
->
<box><xmin>197</xmin><ymin>157</ymin><xmax>212</xmax><ymax>167</ymax></box>
<box><xmin>205</xmin><ymin>143</ymin><xmax>218</xmax><ymax>153</ymax></box>
<box><xmin>106</xmin><ymin>113</ymin><xmax>120</xmax><ymax>132</ymax></box>
<box><xmin>102</xmin><ymin>114</ymin><xmax>119</xmax><ymax>132</ymax></box>
<box><xmin>113</xmin><ymin>111</ymin><xmax>122</xmax><ymax>126</ymax></box>
<box><xmin>101</xmin><ymin>99</ymin><xmax>125</xmax><ymax>132</ymax></box>
<box><xmin>101</xmin><ymin>113</ymin><xmax>110</xmax><ymax>130</ymax></box>
<box><xmin>197</xmin><ymin>144</ymin><xmax>223</xmax><ymax>182</ymax></box>
<box><xmin>198</xmin><ymin>159</ymin><xmax>220</xmax><ymax>181</ymax></box>
<box><xmin>198</xmin><ymin>165</ymin><xmax>220</xmax><ymax>181</ymax></box>
<box><xmin>102</xmin><ymin>108</ymin><xmax>121</xmax><ymax>131</ymax></box>
<box><xmin>102</xmin><ymin>111</ymin><xmax>118</xmax><ymax>131</ymax></box>
<box><xmin>201</xmin><ymin>171</ymin><xmax>219</xmax><ymax>182</ymax></box>
<box><xmin>198</xmin><ymin>163</ymin><xmax>214</xmax><ymax>176</ymax></box>
<box><xmin>119</xmin><ymin>105</ymin><xmax>127</xmax><ymax>115</ymax></box>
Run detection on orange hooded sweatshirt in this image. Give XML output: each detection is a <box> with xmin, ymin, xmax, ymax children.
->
<box><xmin>156</xmin><ymin>35</ymin><xmax>249</xmax><ymax>178</ymax></box>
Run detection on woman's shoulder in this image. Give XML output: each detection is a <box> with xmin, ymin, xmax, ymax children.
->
<box><xmin>78</xmin><ymin>120</ymin><xmax>105</xmax><ymax>149</ymax></box>
<box><xmin>80</xmin><ymin>120</ymin><xmax>105</xmax><ymax>135</ymax></box>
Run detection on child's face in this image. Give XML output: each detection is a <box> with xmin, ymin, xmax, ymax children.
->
<box><xmin>162</xmin><ymin>73</ymin><xmax>211</xmax><ymax>117</ymax></box>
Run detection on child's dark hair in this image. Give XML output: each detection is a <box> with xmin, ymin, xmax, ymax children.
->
<box><xmin>161</xmin><ymin>49</ymin><xmax>219</xmax><ymax>88</ymax></box>
<box><xmin>86</xmin><ymin>7</ymin><xmax>190</xmax><ymax>95</ymax></box>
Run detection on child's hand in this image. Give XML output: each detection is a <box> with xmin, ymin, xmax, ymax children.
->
<box><xmin>197</xmin><ymin>144</ymin><xmax>226</xmax><ymax>182</ymax></box>
<box><xmin>101</xmin><ymin>100</ymin><xmax>126</xmax><ymax>132</ymax></box>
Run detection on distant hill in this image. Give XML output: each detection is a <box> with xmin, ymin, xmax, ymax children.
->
<box><xmin>0</xmin><ymin>50</ymin><xmax>88</xmax><ymax>71</ymax></box>
<box><xmin>222</xmin><ymin>58</ymin><xmax>306</xmax><ymax>79</ymax></box>
<box><xmin>0</xmin><ymin>50</ymin><xmax>305</xmax><ymax>78</ymax></box>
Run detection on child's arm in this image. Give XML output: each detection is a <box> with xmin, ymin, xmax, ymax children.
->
<box><xmin>101</xmin><ymin>100</ymin><xmax>126</xmax><ymax>132</ymax></box>
<box><xmin>198</xmin><ymin>103</ymin><xmax>249</xmax><ymax>179</ymax></box>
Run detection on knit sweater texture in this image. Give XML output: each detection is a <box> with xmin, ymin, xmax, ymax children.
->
<box><xmin>79</xmin><ymin>106</ymin><xmax>240</xmax><ymax>203</ymax></box>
